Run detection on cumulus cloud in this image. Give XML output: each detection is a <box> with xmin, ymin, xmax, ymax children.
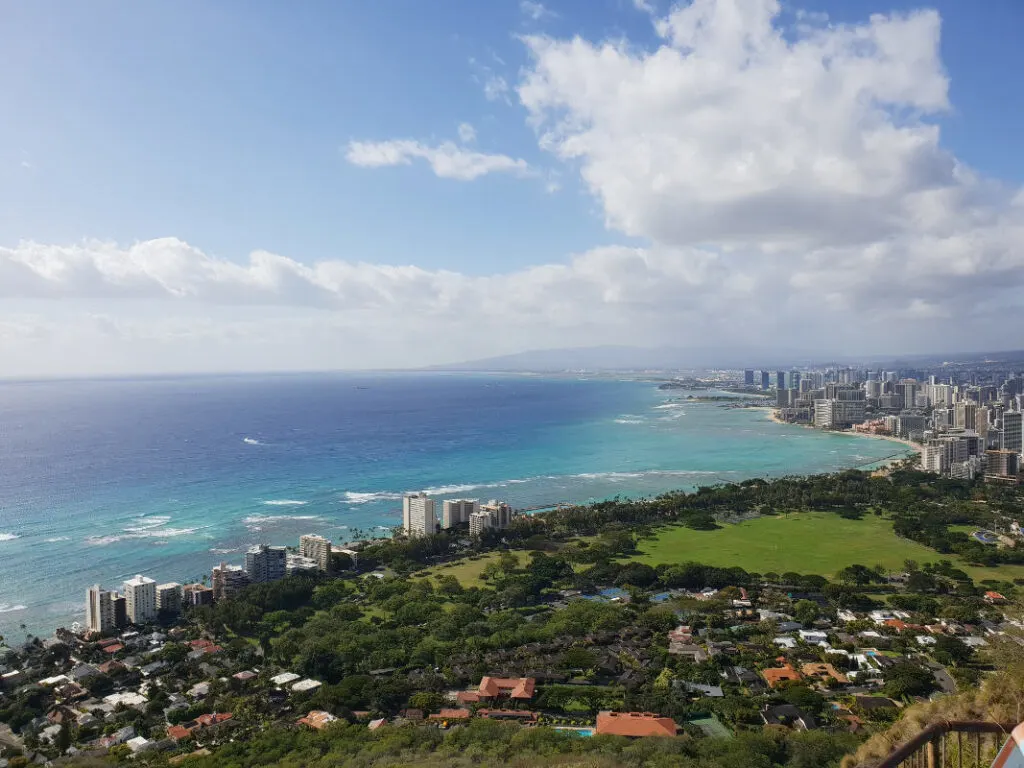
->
<box><xmin>457</xmin><ymin>122</ymin><xmax>477</xmax><ymax>143</ymax></box>
<box><xmin>345</xmin><ymin>138</ymin><xmax>529</xmax><ymax>181</ymax></box>
<box><xmin>3</xmin><ymin>0</ymin><xmax>1023</xmax><ymax>375</ymax></box>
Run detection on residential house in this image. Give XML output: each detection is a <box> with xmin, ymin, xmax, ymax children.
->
<box><xmin>761</xmin><ymin>663</ymin><xmax>801</xmax><ymax>689</ymax></box>
<box><xmin>457</xmin><ymin>676</ymin><xmax>536</xmax><ymax>705</ymax></box>
<box><xmin>801</xmin><ymin>663</ymin><xmax>848</xmax><ymax>685</ymax></box>
<box><xmin>596</xmin><ymin>711</ymin><xmax>677</xmax><ymax>738</ymax></box>
<box><xmin>166</xmin><ymin>713</ymin><xmax>234</xmax><ymax>742</ymax></box>
<box><xmin>297</xmin><ymin>711</ymin><xmax>338</xmax><ymax>730</ymax></box>
<box><xmin>761</xmin><ymin>704</ymin><xmax>817</xmax><ymax>730</ymax></box>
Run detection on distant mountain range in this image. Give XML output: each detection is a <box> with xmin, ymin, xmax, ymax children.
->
<box><xmin>428</xmin><ymin>345</ymin><xmax>1024</xmax><ymax>373</ymax></box>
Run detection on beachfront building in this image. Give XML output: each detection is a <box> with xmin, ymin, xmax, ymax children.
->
<box><xmin>123</xmin><ymin>575</ymin><xmax>157</xmax><ymax>625</ymax></box>
<box><xmin>245</xmin><ymin>544</ymin><xmax>287</xmax><ymax>583</ymax></box>
<box><xmin>286</xmin><ymin>553</ymin><xmax>319</xmax><ymax>575</ymax></box>
<box><xmin>155</xmin><ymin>583</ymin><xmax>183</xmax><ymax>616</ymax></box>
<box><xmin>85</xmin><ymin>585</ymin><xmax>116</xmax><ymax>634</ymax></box>
<box><xmin>442</xmin><ymin>498</ymin><xmax>478</xmax><ymax>529</ymax></box>
<box><xmin>469</xmin><ymin>501</ymin><xmax>518</xmax><ymax>537</ymax></box>
<box><xmin>212</xmin><ymin>562</ymin><xmax>250</xmax><ymax>601</ymax></box>
<box><xmin>299</xmin><ymin>534</ymin><xmax>331</xmax><ymax>572</ymax></box>
<box><xmin>403</xmin><ymin>492</ymin><xmax>437</xmax><ymax>538</ymax></box>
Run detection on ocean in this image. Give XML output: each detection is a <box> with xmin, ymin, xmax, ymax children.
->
<box><xmin>0</xmin><ymin>373</ymin><xmax>910</xmax><ymax>636</ymax></box>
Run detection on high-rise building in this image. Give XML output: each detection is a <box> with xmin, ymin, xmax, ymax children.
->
<box><xmin>299</xmin><ymin>534</ymin><xmax>332</xmax><ymax>572</ymax></box>
<box><xmin>761</xmin><ymin>371</ymin><xmax>770</xmax><ymax>390</ymax></box>
<box><xmin>442</xmin><ymin>499</ymin><xmax>479</xmax><ymax>529</ymax></box>
<box><xmin>112</xmin><ymin>595</ymin><xmax>128</xmax><ymax>628</ymax></box>
<box><xmin>1003</xmin><ymin>411</ymin><xmax>1023</xmax><ymax>455</ymax></box>
<box><xmin>212</xmin><ymin>562</ymin><xmax>250</xmax><ymax>601</ymax></box>
<box><xmin>123</xmin><ymin>574</ymin><xmax>157</xmax><ymax>625</ymax></box>
<box><xmin>956</xmin><ymin>403</ymin><xmax>978</xmax><ymax>431</ymax></box>
<box><xmin>469</xmin><ymin>501</ymin><xmax>518</xmax><ymax>537</ymax></box>
<box><xmin>985</xmin><ymin>450</ymin><xmax>1020</xmax><ymax>482</ymax></box>
<box><xmin>156</xmin><ymin>583</ymin><xmax>183</xmax><ymax>615</ymax></box>
<box><xmin>790</xmin><ymin>371</ymin><xmax>801</xmax><ymax>391</ymax></box>
<box><xmin>744</xmin><ymin>370</ymin><xmax>755</xmax><ymax>387</ymax></box>
<box><xmin>85</xmin><ymin>585</ymin><xmax>116</xmax><ymax>634</ymax></box>
<box><xmin>403</xmin><ymin>492</ymin><xmax>437</xmax><ymax>538</ymax></box>
<box><xmin>246</xmin><ymin>544</ymin><xmax>287</xmax><ymax>583</ymax></box>
<box><xmin>776</xmin><ymin>371</ymin><xmax>786</xmax><ymax>390</ymax></box>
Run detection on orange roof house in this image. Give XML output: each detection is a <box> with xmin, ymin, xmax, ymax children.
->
<box><xmin>428</xmin><ymin>708</ymin><xmax>471</xmax><ymax>722</ymax></box>
<box><xmin>596</xmin><ymin>711</ymin><xmax>677</xmax><ymax>738</ymax></box>
<box><xmin>167</xmin><ymin>712</ymin><xmax>233</xmax><ymax>741</ymax></box>
<box><xmin>477</xmin><ymin>676</ymin><xmax>536</xmax><ymax>700</ymax></box>
<box><xmin>801</xmin><ymin>663</ymin><xmax>849</xmax><ymax>684</ymax></box>
<box><xmin>761</xmin><ymin>664</ymin><xmax>802</xmax><ymax>689</ymax></box>
<box><xmin>297</xmin><ymin>711</ymin><xmax>338</xmax><ymax>730</ymax></box>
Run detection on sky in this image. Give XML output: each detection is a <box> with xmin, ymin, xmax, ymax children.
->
<box><xmin>1</xmin><ymin>0</ymin><xmax>1022</xmax><ymax>376</ymax></box>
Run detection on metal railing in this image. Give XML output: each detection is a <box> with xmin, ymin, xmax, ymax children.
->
<box><xmin>870</xmin><ymin>721</ymin><xmax>1015</xmax><ymax>768</ymax></box>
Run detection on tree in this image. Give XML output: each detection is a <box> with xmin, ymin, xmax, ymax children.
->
<box><xmin>884</xmin><ymin>662</ymin><xmax>936</xmax><ymax>699</ymax></box>
<box><xmin>793</xmin><ymin>600</ymin><xmax>820</xmax><ymax>628</ymax></box>
<box><xmin>933</xmin><ymin>635</ymin><xmax>973</xmax><ymax>667</ymax></box>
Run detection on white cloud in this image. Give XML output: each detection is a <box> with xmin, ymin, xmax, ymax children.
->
<box><xmin>345</xmin><ymin>139</ymin><xmax>529</xmax><ymax>181</ymax></box>
<box><xmin>520</xmin><ymin>1</ymin><xmax>556</xmax><ymax>21</ymax></box>
<box><xmin>457</xmin><ymin>122</ymin><xmax>477</xmax><ymax>143</ymax></box>
<box><xmin>3</xmin><ymin>0</ymin><xmax>1023</xmax><ymax>376</ymax></box>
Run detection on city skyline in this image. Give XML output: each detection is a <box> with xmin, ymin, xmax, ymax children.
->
<box><xmin>2</xmin><ymin>0</ymin><xmax>1023</xmax><ymax>376</ymax></box>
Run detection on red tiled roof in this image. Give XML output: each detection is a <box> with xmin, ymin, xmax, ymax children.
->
<box><xmin>297</xmin><ymin>711</ymin><xmax>338</xmax><ymax>730</ymax></box>
<box><xmin>167</xmin><ymin>712</ymin><xmax>233</xmax><ymax>740</ymax></box>
<box><xmin>477</xmin><ymin>676</ymin><xmax>536</xmax><ymax>699</ymax></box>
<box><xmin>761</xmin><ymin>664</ymin><xmax>801</xmax><ymax>689</ymax></box>
<box><xmin>596</xmin><ymin>711</ymin><xmax>677</xmax><ymax>738</ymax></box>
<box><xmin>103</xmin><ymin>643</ymin><xmax>125</xmax><ymax>654</ymax></box>
<box><xmin>429</xmin><ymin>708</ymin><xmax>471</xmax><ymax>720</ymax></box>
<box><xmin>456</xmin><ymin>691</ymin><xmax>482</xmax><ymax>704</ymax></box>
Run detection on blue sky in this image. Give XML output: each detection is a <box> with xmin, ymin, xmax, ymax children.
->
<box><xmin>1</xmin><ymin>0</ymin><xmax>1022</xmax><ymax>374</ymax></box>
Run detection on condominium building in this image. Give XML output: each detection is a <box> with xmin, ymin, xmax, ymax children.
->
<box><xmin>286</xmin><ymin>553</ymin><xmax>320</xmax><ymax>575</ymax></box>
<box><xmin>212</xmin><ymin>562</ymin><xmax>250</xmax><ymax>601</ymax></box>
<box><xmin>776</xmin><ymin>371</ymin><xmax>786</xmax><ymax>390</ymax></box>
<box><xmin>299</xmin><ymin>534</ymin><xmax>332</xmax><ymax>572</ymax></box>
<box><xmin>1003</xmin><ymin>411</ymin><xmax>1023</xmax><ymax>455</ymax></box>
<box><xmin>956</xmin><ymin>403</ymin><xmax>978</xmax><ymax>431</ymax></box>
<box><xmin>123</xmin><ymin>574</ymin><xmax>157</xmax><ymax>625</ymax></box>
<box><xmin>469</xmin><ymin>501</ymin><xmax>518</xmax><ymax>537</ymax></box>
<box><xmin>761</xmin><ymin>371</ymin><xmax>770</xmax><ymax>390</ymax></box>
<box><xmin>156</xmin><ymin>583</ymin><xmax>183</xmax><ymax>615</ymax></box>
<box><xmin>245</xmin><ymin>544</ymin><xmax>287</xmax><ymax>583</ymax></box>
<box><xmin>403</xmin><ymin>492</ymin><xmax>437</xmax><ymax>538</ymax></box>
<box><xmin>442</xmin><ymin>498</ymin><xmax>479</xmax><ymax>529</ymax></box>
<box><xmin>985</xmin><ymin>450</ymin><xmax>1020</xmax><ymax>482</ymax></box>
<box><xmin>744</xmin><ymin>370</ymin><xmax>755</xmax><ymax>387</ymax></box>
<box><xmin>85</xmin><ymin>585</ymin><xmax>116</xmax><ymax>634</ymax></box>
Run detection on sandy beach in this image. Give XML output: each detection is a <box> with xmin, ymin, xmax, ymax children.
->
<box><xmin>759</xmin><ymin>407</ymin><xmax>922</xmax><ymax>469</ymax></box>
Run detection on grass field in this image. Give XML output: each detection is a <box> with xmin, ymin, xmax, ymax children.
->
<box><xmin>416</xmin><ymin>551</ymin><xmax>507</xmax><ymax>587</ymax></box>
<box><xmin>631</xmin><ymin>512</ymin><xmax>1024</xmax><ymax>583</ymax></box>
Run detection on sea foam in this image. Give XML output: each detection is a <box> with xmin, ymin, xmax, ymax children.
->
<box><xmin>263</xmin><ymin>499</ymin><xmax>308</xmax><ymax>506</ymax></box>
<box><xmin>0</xmin><ymin>603</ymin><xmax>27</xmax><ymax>614</ymax></box>
<box><xmin>0</xmin><ymin>533</ymin><xmax>20</xmax><ymax>542</ymax></box>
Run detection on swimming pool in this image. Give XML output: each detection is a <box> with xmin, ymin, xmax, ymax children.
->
<box><xmin>554</xmin><ymin>727</ymin><xmax>595</xmax><ymax>737</ymax></box>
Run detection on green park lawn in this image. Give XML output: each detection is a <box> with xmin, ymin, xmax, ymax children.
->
<box><xmin>630</xmin><ymin>511</ymin><xmax>1024</xmax><ymax>583</ymax></box>
<box><xmin>416</xmin><ymin>551</ymin><xmax>506</xmax><ymax>587</ymax></box>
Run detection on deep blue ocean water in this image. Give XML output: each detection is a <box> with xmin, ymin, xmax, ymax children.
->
<box><xmin>0</xmin><ymin>373</ymin><xmax>910</xmax><ymax>636</ymax></box>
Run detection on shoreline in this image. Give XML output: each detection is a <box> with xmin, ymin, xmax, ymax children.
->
<box><xmin>759</xmin><ymin>407</ymin><xmax>921</xmax><ymax>470</ymax></box>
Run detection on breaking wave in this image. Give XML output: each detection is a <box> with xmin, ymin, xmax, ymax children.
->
<box><xmin>0</xmin><ymin>533</ymin><xmax>20</xmax><ymax>542</ymax></box>
<box><xmin>262</xmin><ymin>500</ymin><xmax>308</xmax><ymax>507</ymax></box>
<box><xmin>0</xmin><ymin>603</ymin><xmax>27</xmax><ymax>614</ymax></box>
<box><xmin>242</xmin><ymin>437</ymin><xmax>263</xmax><ymax>445</ymax></box>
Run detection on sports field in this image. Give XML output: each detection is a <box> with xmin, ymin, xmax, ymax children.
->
<box><xmin>630</xmin><ymin>512</ymin><xmax>1024</xmax><ymax>582</ymax></box>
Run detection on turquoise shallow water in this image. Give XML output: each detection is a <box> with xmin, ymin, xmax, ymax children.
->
<box><xmin>0</xmin><ymin>373</ymin><xmax>909</xmax><ymax>636</ymax></box>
